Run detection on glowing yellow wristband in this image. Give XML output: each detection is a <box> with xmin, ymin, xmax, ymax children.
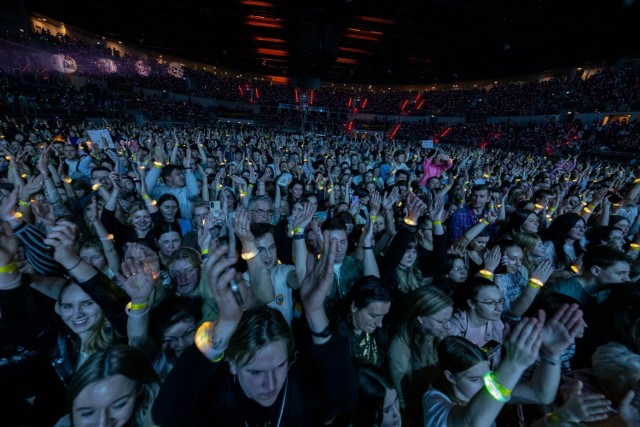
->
<box><xmin>127</xmin><ymin>301</ymin><xmax>148</xmax><ymax>311</ymax></box>
<box><xmin>479</xmin><ymin>269</ymin><xmax>494</xmax><ymax>279</ymax></box>
<box><xmin>241</xmin><ymin>251</ymin><xmax>257</xmax><ymax>261</ymax></box>
<box><xmin>153</xmin><ymin>161</ymin><xmax>163</xmax><ymax>169</ymax></box>
<box><xmin>201</xmin><ymin>248</ymin><xmax>209</xmax><ymax>255</ymax></box>
<box><xmin>630</xmin><ymin>243</ymin><xmax>640</xmax><ymax>251</ymax></box>
<box><xmin>18</xmin><ymin>200</ymin><xmax>30</xmax><ymax>207</ymax></box>
<box><xmin>432</xmin><ymin>220</ymin><xmax>443</xmax><ymax>225</ymax></box>
<box><xmin>370</xmin><ymin>215</ymin><xmax>377</xmax><ymax>222</ymax></box>
<box><xmin>404</xmin><ymin>217</ymin><xmax>417</xmax><ymax>226</ymax></box>
<box><xmin>142</xmin><ymin>194</ymin><xmax>150</xmax><ymax>200</ymax></box>
<box><xmin>0</xmin><ymin>261</ymin><xmax>18</xmax><ymax>273</ymax></box>
<box><xmin>483</xmin><ymin>371</ymin><xmax>511</xmax><ymax>402</ymax></box>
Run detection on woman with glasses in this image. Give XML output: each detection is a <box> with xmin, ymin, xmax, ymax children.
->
<box><xmin>388</xmin><ymin>287</ymin><xmax>453</xmax><ymax>426</ymax></box>
<box><xmin>423</xmin><ymin>304</ymin><xmax>582</xmax><ymax>427</ymax></box>
<box><xmin>448</xmin><ymin>278</ymin><xmax>505</xmax><ymax>369</ymax></box>
<box><xmin>149</xmin><ymin>297</ymin><xmax>202</xmax><ymax>379</ymax></box>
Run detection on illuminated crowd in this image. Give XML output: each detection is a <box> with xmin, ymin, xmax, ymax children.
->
<box><xmin>1</xmin><ymin>23</ymin><xmax>640</xmax><ymax>427</ymax></box>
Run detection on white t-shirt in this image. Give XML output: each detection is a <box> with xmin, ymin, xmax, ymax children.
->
<box><xmin>423</xmin><ymin>388</ymin><xmax>497</xmax><ymax>427</ymax></box>
<box><xmin>243</xmin><ymin>264</ymin><xmax>295</xmax><ymax>323</ymax></box>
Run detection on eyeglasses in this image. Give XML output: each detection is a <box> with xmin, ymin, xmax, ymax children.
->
<box><xmin>427</xmin><ymin>317</ymin><xmax>452</xmax><ymax>330</ymax></box>
<box><xmin>162</xmin><ymin>328</ymin><xmax>196</xmax><ymax>345</ymax></box>
<box><xmin>169</xmin><ymin>267</ymin><xmax>197</xmax><ymax>279</ymax></box>
<box><xmin>251</xmin><ymin>209</ymin><xmax>274</xmax><ymax>216</ymax></box>
<box><xmin>474</xmin><ymin>298</ymin><xmax>504</xmax><ymax>308</ymax></box>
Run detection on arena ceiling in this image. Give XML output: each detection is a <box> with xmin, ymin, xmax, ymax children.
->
<box><xmin>24</xmin><ymin>0</ymin><xmax>640</xmax><ymax>84</ymax></box>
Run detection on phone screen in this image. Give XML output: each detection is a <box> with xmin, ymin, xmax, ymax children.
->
<box><xmin>351</xmin><ymin>195</ymin><xmax>359</xmax><ymax>207</ymax></box>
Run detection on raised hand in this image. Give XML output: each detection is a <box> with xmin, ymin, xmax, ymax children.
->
<box><xmin>116</xmin><ymin>259</ymin><xmax>154</xmax><ymax>304</ymax></box>
<box><xmin>531</xmin><ymin>259</ymin><xmax>554</xmax><ymax>285</ymax></box>
<box><xmin>203</xmin><ymin>241</ymin><xmax>243</xmax><ymax>324</ymax></box>
<box><xmin>0</xmin><ymin>189</ymin><xmax>19</xmax><ymax>222</ymax></box>
<box><xmin>555</xmin><ymin>381</ymin><xmax>612</xmax><ymax>424</ymax></box>
<box><xmin>428</xmin><ymin>194</ymin><xmax>445</xmax><ymax>222</ymax></box>
<box><xmin>0</xmin><ymin>221</ymin><xmax>19</xmax><ymax>266</ymax></box>
<box><xmin>483</xmin><ymin>245</ymin><xmax>501</xmax><ymax>272</ymax></box>
<box><xmin>382</xmin><ymin>187</ymin><xmax>400</xmax><ymax>210</ymax></box>
<box><xmin>233</xmin><ymin>207</ymin><xmax>255</xmax><ymax>243</ymax></box>
<box><xmin>300</xmin><ymin>235</ymin><xmax>337</xmax><ymax>318</ymax></box>
<box><xmin>32</xmin><ymin>200</ymin><xmax>56</xmax><ymax>228</ymax></box>
<box><xmin>405</xmin><ymin>192</ymin><xmax>427</xmax><ymax>224</ymax></box>
<box><xmin>369</xmin><ymin>191</ymin><xmax>382</xmax><ymax>216</ymax></box>
<box><xmin>43</xmin><ymin>220</ymin><xmax>80</xmax><ymax>265</ymax></box>
<box><xmin>293</xmin><ymin>202</ymin><xmax>315</xmax><ymax>231</ymax></box>
<box><xmin>503</xmin><ymin>317</ymin><xmax>543</xmax><ymax>370</ymax></box>
<box><xmin>538</xmin><ymin>303</ymin><xmax>583</xmax><ymax>358</ymax></box>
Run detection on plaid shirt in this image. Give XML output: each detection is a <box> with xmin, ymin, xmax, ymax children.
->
<box><xmin>449</xmin><ymin>205</ymin><xmax>497</xmax><ymax>244</ymax></box>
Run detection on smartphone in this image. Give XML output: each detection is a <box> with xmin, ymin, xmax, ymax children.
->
<box><xmin>607</xmin><ymin>192</ymin><xmax>623</xmax><ymax>205</ymax></box>
<box><xmin>351</xmin><ymin>195</ymin><xmax>359</xmax><ymax>207</ymax></box>
<box><xmin>481</xmin><ymin>340</ymin><xmax>502</xmax><ymax>357</ymax></box>
<box><xmin>210</xmin><ymin>201</ymin><xmax>221</xmax><ymax>211</ymax></box>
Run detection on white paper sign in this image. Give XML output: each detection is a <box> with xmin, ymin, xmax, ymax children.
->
<box><xmin>87</xmin><ymin>129</ymin><xmax>115</xmax><ymax>149</ymax></box>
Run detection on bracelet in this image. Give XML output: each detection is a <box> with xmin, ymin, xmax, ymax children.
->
<box><xmin>201</xmin><ymin>248</ymin><xmax>209</xmax><ymax>255</ymax></box>
<box><xmin>184</xmin><ymin>167</ymin><xmax>192</xmax><ymax>170</ymax></box>
<box><xmin>479</xmin><ymin>269</ymin><xmax>494</xmax><ymax>279</ymax></box>
<box><xmin>66</xmin><ymin>258</ymin><xmax>83</xmax><ymax>273</ymax></box>
<box><xmin>404</xmin><ymin>217</ymin><xmax>417</xmax><ymax>226</ymax></box>
<box><xmin>2</xmin><ymin>275</ymin><xmax>21</xmax><ymax>288</ymax></box>
<box><xmin>128</xmin><ymin>301</ymin><xmax>148</xmax><ymax>311</ymax></box>
<box><xmin>362</xmin><ymin>246</ymin><xmax>374</xmax><ymax>250</ymax></box>
<box><xmin>310</xmin><ymin>325</ymin><xmax>332</xmax><ymax>339</ymax></box>
<box><xmin>540</xmin><ymin>354</ymin><xmax>560</xmax><ymax>366</ymax></box>
<box><xmin>292</xmin><ymin>234</ymin><xmax>305</xmax><ymax>240</ymax></box>
<box><xmin>483</xmin><ymin>371</ymin><xmax>511</xmax><ymax>402</ymax></box>
<box><xmin>18</xmin><ymin>200</ymin><xmax>30</xmax><ymax>207</ymax></box>
<box><xmin>370</xmin><ymin>215</ymin><xmax>377</xmax><ymax>222</ymax></box>
<box><xmin>0</xmin><ymin>261</ymin><xmax>18</xmax><ymax>274</ymax></box>
<box><xmin>528</xmin><ymin>277</ymin><xmax>545</xmax><ymax>289</ymax></box>
<box><xmin>125</xmin><ymin>303</ymin><xmax>151</xmax><ymax>317</ymax></box>
<box><xmin>195</xmin><ymin>321</ymin><xmax>228</xmax><ymax>362</ymax></box>
<box><xmin>293</xmin><ymin>227</ymin><xmax>304</xmax><ymax>234</ymax></box>
<box><xmin>241</xmin><ymin>251</ymin><xmax>257</xmax><ymax>261</ymax></box>
<box><xmin>630</xmin><ymin>243</ymin><xmax>640</xmax><ymax>251</ymax></box>
<box><xmin>211</xmin><ymin>351</ymin><xmax>225</xmax><ymax>363</ymax></box>
<box><xmin>545</xmin><ymin>412</ymin><xmax>561</xmax><ymax>426</ymax></box>
<box><xmin>153</xmin><ymin>161</ymin><xmax>163</xmax><ymax>169</ymax></box>
<box><xmin>142</xmin><ymin>194</ymin><xmax>150</xmax><ymax>200</ymax></box>
<box><xmin>432</xmin><ymin>220</ymin><xmax>443</xmax><ymax>225</ymax></box>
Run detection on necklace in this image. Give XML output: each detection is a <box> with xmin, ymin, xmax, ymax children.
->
<box><xmin>244</xmin><ymin>378</ymin><xmax>288</xmax><ymax>427</ymax></box>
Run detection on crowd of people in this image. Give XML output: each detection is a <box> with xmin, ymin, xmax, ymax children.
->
<box><xmin>0</xmin><ymin>103</ymin><xmax>640</xmax><ymax>427</ymax></box>
<box><xmin>1</xmin><ymin>21</ymin><xmax>640</xmax><ymax>427</ymax></box>
<box><xmin>2</xmin><ymin>26</ymin><xmax>640</xmax><ymax>117</ymax></box>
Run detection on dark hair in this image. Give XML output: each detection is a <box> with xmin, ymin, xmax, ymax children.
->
<box><xmin>542</xmin><ymin>213</ymin><xmax>585</xmax><ymax>270</ymax></box>
<box><xmin>582</xmin><ymin>244</ymin><xmax>629</xmax><ymax>271</ymax></box>
<box><xmin>432</xmin><ymin>336</ymin><xmax>487</xmax><ymax>399</ymax></box>
<box><xmin>157</xmin><ymin>193</ymin><xmax>183</xmax><ymax>219</ymax></box>
<box><xmin>160</xmin><ymin>164</ymin><xmax>182</xmax><ymax>181</ymax></box>
<box><xmin>452</xmin><ymin>277</ymin><xmax>498</xmax><ymax>309</ymax></box>
<box><xmin>351</xmin><ymin>365</ymin><xmax>395</xmax><ymax>427</ymax></box>
<box><xmin>471</xmin><ymin>184</ymin><xmax>489</xmax><ymax>193</ymax></box>
<box><xmin>226</xmin><ymin>307</ymin><xmax>294</xmax><ymax>368</ymax></box>
<box><xmin>154</xmin><ymin>222</ymin><xmax>183</xmax><ymax>241</ymax></box>
<box><xmin>346</xmin><ymin>276</ymin><xmax>392</xmax><ymax>311</ymax></box>
<box><xmin>67</xmin><ymin>346</ymin><xmax>160</xmax><ymax>427</ymax></box>
<box><xmin>322</xmin><ymin>216</ymin><xmax>347</xmax><ymax>232</ymax></box>
<box><xmin>90</xmin><ymin>166</ymin><xmax>111</xmax><ymax>178</ymax></box>
<box><xmin>150</xmin><ymin>297</ymin><xmax>202</xmax><ymax>358</ymax></box>
<box><xmin>503</xmin><ymin>209</ymin><xmax>536</xmax><ymax>237</ymax></box>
